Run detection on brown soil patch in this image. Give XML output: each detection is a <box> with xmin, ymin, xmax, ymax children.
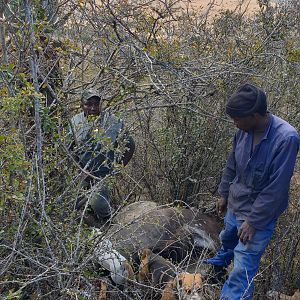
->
<box><xmin>188</xmin><ymin>0</ymin><xmax>259</xmax><ymax>14</ymax></box>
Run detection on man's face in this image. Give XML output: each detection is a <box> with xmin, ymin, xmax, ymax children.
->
<box><xmin>82</xmin><ymin>97</ymin><xmax>101</xmax><ymax>116</ymax></box>
<box><xmin>231</xmin><ymin>114</ymin><xmax>257</xmax><ymax>132</ymax></box>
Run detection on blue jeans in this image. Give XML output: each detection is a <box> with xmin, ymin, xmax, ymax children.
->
<box><xmin>206</xmin><ymin>209</ymin><xmax>276</xmax><ymax>300</ymax></box>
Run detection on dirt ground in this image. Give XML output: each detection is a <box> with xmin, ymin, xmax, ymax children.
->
<box><xmin>186</xmin><ymin>0</ymin><xmax>259</xmax><ymax>14</ymax></box>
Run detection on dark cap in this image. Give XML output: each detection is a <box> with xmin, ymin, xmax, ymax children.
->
<box><xmin>81</xmin><ymin>89</ymin><xmax>101</xmax><ymax>104</ymax></box>
<box><xmin>226</xmin><ymin>84</ymin><xmax>267</xmax><ymax>118</ymax></box>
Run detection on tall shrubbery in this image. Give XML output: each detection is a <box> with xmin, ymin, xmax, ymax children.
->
<box><xmin>0</xmin><ymin>0</ymin><xmax>299</xmax><ymax>298</ymax></box>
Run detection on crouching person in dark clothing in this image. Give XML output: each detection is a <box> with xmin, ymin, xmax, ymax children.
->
<box><xmin>204</xmin><ymin>84</ymin><xmax>299</xmax><ymax>300</ymax></box>
<box><xmin>69</xmin><ymin>89</ymin><xmax>135</xmax><ymax>225</ymax></box>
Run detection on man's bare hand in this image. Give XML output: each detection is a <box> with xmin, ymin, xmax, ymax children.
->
<box><xmin>238</xmin><ymin>221</ymin><xmax>255</xmax><ymax>244</ymax></box>
<box><xmin>216</xmin><ymin>197</ymin><xmax>227</xmax><ymax>217</ymax></box>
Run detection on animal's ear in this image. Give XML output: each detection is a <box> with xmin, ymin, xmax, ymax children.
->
<box><xmin>138</xmin><ymin>249</ymin><xmax>151</xmax><ymax>283</ymax></box>
<box><xmin>140</xmin><ymin>248</ymin><xmax>152</xmax><ymax>260</ymax></box>
<box><xmin>161</xmin><ymin>281</ymin><xmax>177</xmax><ymax>300</ymax></box>
<box><xmin>123</xmin><ymin>261</ymin><xmax>135</xmax><ymax>280</ymax></box>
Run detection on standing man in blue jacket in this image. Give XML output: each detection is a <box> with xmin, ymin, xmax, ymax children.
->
<box><xmin>205</xmin><ymin>84</ymin><xmax>299</xmax><ymax>299</ymax></box>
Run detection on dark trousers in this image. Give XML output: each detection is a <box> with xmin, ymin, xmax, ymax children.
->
<box><xmin>76</xmin><ymin>178</ymin><xmax>112</xmax><ymax>219</ymax></box>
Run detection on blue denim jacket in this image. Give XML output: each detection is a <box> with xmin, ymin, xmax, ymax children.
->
<box><xmin>218</xmin><ymin>113</ymin><xmax>299</xmax><ymax>230</ymax></box>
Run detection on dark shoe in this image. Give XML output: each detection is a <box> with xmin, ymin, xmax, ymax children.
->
<box><xmin>75</xmin><ymin>196</ymin><xmax>87</xmax><ymax>210</ymax></box>
<box><xmin>83</xmin><ymin>212</ymin><xmax>111</xmax><ymax>228</ymax></box>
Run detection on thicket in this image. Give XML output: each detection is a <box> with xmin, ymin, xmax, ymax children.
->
<box><xmin>0</xmin><ymin>0</ymin><xmax>299</xmax><ymax>299</ymax></box>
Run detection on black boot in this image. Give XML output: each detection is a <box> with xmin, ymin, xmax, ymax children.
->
<box><xmin>83</xmin><ymin>211</ymin><xmax>111</xmax><ymax>228</ymax></box>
